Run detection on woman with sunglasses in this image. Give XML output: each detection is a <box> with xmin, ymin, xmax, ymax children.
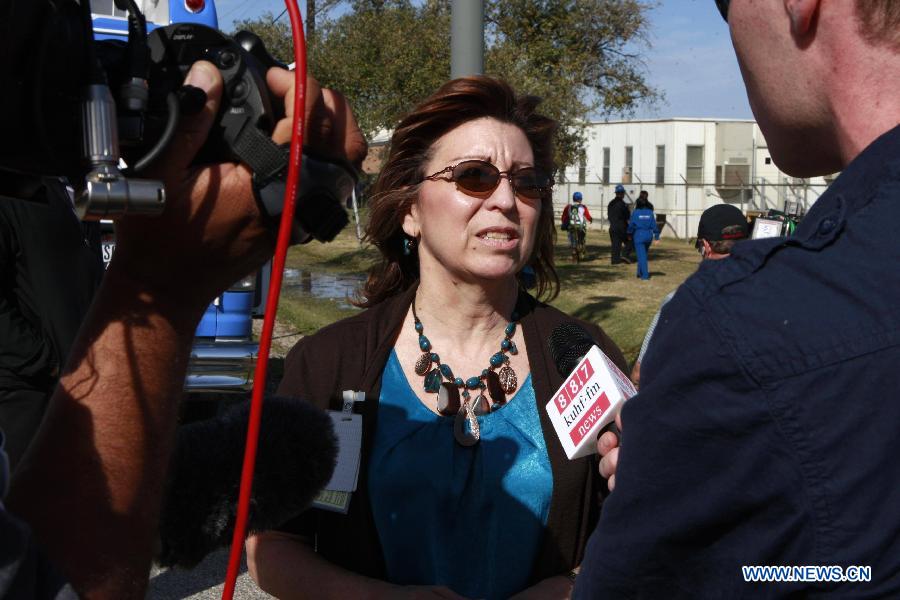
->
<box><xmin>248</xmin><ymin>76</ymin><xmax>626</xmax><ymax>600</ymax></box>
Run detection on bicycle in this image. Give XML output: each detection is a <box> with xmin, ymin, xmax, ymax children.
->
<box><xmin>569</xmin><ymin>227</ymin><xmax>587</xmax><ymax>262</ymax></box>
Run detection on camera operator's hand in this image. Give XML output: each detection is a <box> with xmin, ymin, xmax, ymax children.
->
<box><xmin>108</xmin><ymin>60</ymin><xmax>268</xmax><ymax>318</ymax></box>
<box><xmin>267</xmin><ymin>67</ymin><xmax>367</xmax><ymax>169</ymax></box>
<box><xmin>108</xmin><ymin>62</ymin><xmax>367</xmax><ymax>319</ymax></box>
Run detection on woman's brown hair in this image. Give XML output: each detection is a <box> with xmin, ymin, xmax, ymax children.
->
<box><xmin>358</xmin><ymin>76</ymin><xmax>559</xmax><ymax>308</ymax></box>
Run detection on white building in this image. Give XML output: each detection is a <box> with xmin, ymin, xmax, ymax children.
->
<box><xmin>554</xmin><ymin>119</ymin><xmax>835</xmax><ymax>238</ymax></box>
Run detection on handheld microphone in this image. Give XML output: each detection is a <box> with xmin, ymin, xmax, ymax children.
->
<box><xmin>157</xmin><ymin>396</ymin><xmax>337</xmax><ymax>568</ymax></box>
<box><xmin>549</xmin><ymin>323</ymin><xmax>598</xmax><ymax>377</ymax></box>
<box><xmin>546</xmin><ymin>324</ymin><xmax>633</xmax><ymax>458</ymax></box>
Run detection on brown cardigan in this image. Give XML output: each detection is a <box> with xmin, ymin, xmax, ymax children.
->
<box><xmin>276</xmin><ymin>284</ymin><xmax>626</xmax><ymax>584</ymax></box>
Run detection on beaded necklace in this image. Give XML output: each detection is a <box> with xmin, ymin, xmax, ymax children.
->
<box><xmin>411</xmin><ymin>298</ymin><xmax>519</xmax><ymax>446</ymax></box>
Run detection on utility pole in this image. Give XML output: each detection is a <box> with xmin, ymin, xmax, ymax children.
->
<box><xmin>451</xmin><ymin>0</ymin><xmax>484</xmax><ymax>78</ymax></box>
<box><xmin>679</xmin><ymin>174</ymin><xmax>690</xmax><ymax>240</ymax></box>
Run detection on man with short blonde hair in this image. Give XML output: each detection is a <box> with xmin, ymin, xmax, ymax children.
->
<box><xmin>577</xmin><ymin>0</ymin><xmax>900</xmax><ymax>596</ymax></box>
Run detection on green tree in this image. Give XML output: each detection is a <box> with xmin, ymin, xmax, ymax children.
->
<box><xmin>307</xmin><ymin>0</ymin><xmax>451</xmax><ymax>136</ymax></box>
<box><xmin>231</xmin><ymin>0</ymin><xmax>347</xmax><ymax>64</ymax></box>
<box><xmin>233</xmin><ymin>0</ymin><xmax>659</xmax><ymax>169</ymax></box>
<box><xmin>484</xmin><ymin>0</ymin><xmax>660</xmax><ymax>167</ymax></box>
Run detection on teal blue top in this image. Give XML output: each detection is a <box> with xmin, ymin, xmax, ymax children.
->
<box><xmin>368</xmin><ymin>350</ymin><xmax>553</xmax><ymax>600</ymax></box>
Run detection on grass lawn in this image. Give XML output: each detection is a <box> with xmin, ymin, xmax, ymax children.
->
<box><xmin>274</xmin><ymin>225</ymin><xmax>701</xmax><ymax>365</ymax></box>
<box><xmin>550</xmin><ymin>233</ymin><xmax>701</xmax><ymax>362</ymax></box>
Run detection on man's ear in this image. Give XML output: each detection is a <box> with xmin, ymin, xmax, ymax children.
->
<box><xmin>784</xmin><ymin>0</ymin><xmax>820</xmax><ymax>37</ymax></box>
<box><xmin>702</xmin><ymin>238</ymin><xmax>713</xmax><ymax>258</ymax></box>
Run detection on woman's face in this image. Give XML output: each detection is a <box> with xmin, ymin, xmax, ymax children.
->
<box><xmin>403</xmin><ymin>117</ymin><xmax>541</xmax><ymax>287</ymax></box>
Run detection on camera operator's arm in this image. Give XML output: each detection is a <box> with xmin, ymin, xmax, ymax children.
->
<box><xmin>6</xmin><ymin>61</ymin><xmax>366</xmax><ymax>599</ymax></box>
<box><xmin>247</xmin><ymin>531</ymin><xmax>470</xmax><ymax>600</ymax></box>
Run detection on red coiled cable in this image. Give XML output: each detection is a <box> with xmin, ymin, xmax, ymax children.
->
<box><xmin>221</xmin><ymin>1</ymin><xmax>306</xmax><ymax>597</ymax></box>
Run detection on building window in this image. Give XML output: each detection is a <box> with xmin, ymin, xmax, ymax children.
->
<box><xmin>623</xmin><ymin>146</ymin><xmax>633</xmax><ymax>183</ymax></box>
<box><xmin>655</xmin><ymin>145</ymin><xmax>665</xmax><ymax>186</ymax></box>
<box><xmin>686</xmin><ymin>145</ymin><xmax>704</xmax><ymax>185</ymax></box>
<box><xmin>578</xmin><ymin>156</ymin><xmax>586</xmax><ymax>186</ymax></box>
<box><xmin>765</xmin><ymin>157</ymin><xmax>772</xmax><ymax>164</ymax></box>
<box><xmin>602</xmin><ymin>147</ymin><xmax>610</xmax><ymax>184</ymax></box>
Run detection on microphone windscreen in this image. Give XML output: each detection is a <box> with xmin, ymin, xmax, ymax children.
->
<box><xmin>549</xmin><ymin>323</ymin><xmax>596</xmax><ymax>376</ymax></box>
<box><xmin>157</xmin><ymin>396</ymin><xmax>337</xmax><ymax>568</ymax></box>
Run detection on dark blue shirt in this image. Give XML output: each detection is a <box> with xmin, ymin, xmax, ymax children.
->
<box><xmin>576</xmin><ymin>124</ymin><xmax>900</xmax><ymax>598</ymax></box>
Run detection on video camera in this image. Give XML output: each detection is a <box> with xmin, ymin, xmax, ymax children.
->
<box><xmin>0</xmin><ymin>0</ymin><xmax>354</xmax><ymax>244</ymax></box>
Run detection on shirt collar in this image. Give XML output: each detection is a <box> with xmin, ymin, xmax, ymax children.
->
<box><xmin>791</xmin><ymin>123</ymin><xmax>900</xmax><ymax>250</ymax></box>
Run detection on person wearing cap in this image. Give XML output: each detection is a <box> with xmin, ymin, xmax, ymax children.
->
<box><xmin>561</xmin><ymin>191</ymin><xmax>593</xmax><ymax>260</ymax></box>
<box><xmin>695</xmin><ymin>203</ymin><xmax>749</xmax><ymax>257</ymax></box>
<box><xmin>606</xmin><ymin>184</ymin><xmax>631</xmax><ymax>264</ymax></box>
<box><xmin>626</xmin><ymin>195</ymin><xmax>660</xmax><ymax>280</ymax></box>
<box><xmin>629</xmin><ymin>204</ymin><xmax>748</xmax><ymax>388</ymax></box>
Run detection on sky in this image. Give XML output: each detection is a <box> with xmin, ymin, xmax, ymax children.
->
<box><xmin>213</xmin><ymin>0</ymin><xmax>754</xmax><ymax>121</ymax></box>
<box><xmin>625</xmin><ymin>0</ymin><xmax>753</xmax><ymax>120</ymax></box>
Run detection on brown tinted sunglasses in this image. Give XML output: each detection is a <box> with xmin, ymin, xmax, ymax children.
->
<box><xmin>423</xmin><ymin>159</ymin><xmax>552</xmax><ymax>201</ymax></box>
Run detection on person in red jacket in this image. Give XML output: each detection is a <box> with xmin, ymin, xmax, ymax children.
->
<box><xmin>561</xmin><ymin>191</ymin><xmax>592</xmax><ymax>260</ymax></box>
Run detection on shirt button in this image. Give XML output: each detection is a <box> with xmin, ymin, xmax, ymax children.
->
<box><xmin>818</xmin><ymin>218</ymin><xmax>837</xmax><ymax>235</ymax></box>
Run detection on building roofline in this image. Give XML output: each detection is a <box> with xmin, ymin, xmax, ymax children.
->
<box><xmin>587</xmin><ymin>117</ymin><xmax>756</xmax><ymax>125</ymax></box>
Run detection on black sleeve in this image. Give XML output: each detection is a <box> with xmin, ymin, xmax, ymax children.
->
<box><xmin>0</xmin><ymin>218</ymin><xmax>53</xmax><ymax>379</ymax></box>
<box><xmin>0</xmin><ymin>505</ymin><xmax>78</xmax><ymax>600</ymax></box>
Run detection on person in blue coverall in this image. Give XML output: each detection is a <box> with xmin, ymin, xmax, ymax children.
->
<box><xmin>625</xmin><ymin>195</ymin><xmax>659</xmax><ymax>279</ymax></box>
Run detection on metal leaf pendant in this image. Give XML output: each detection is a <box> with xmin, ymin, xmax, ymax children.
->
<box><xmin>454</xmin><ymin>401</ymin><xmax>480</xmax><ymax>446</ymax></box>
<box><xmin>498</xmin><ymin>365</ymin><xmax>518</xmax><ymax>395</ymax></box>
<box><xmin>436</xmin><ymin>382</ymin><xmax>460</xmax><ymax>416</ymax></box>
<box><xmin>414</xmin><ymin>352</ymin><xmax>433</xmax><ymax>376</ymax></box>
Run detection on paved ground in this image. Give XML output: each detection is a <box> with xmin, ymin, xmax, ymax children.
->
<box><xmin>148</xmin><ymin>549</ymin><xmax>274</xmax><ymax>600</ymax></box>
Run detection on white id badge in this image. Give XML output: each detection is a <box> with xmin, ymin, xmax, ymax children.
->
<box><xmin>311</xmin><ymin>391</ymin><xmax>365</xmax><ymax>513</ymax></box>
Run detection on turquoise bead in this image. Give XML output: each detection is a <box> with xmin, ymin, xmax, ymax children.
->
<box><xmin>505</xmin><ymin>322</ymin><xmax>516</xmax><ymax>337</ymax></box>
<box><xmin>481</xmin><ymin>369</ymin><xmax>489</xmax><ymax>377</ymax></box>
<box><xmin>501</xmin><ymin>339</ymin><xmax>511</xmax><ymax>351</ymax></box>
<box><xmin>414</xmin><ymin>321</ymin><xmax>423</xmax><ymax>333</ymax></box>
<box><xmin>489</xmin><ymin>352</ymin><xmax>505</xmax><ymax>367</ymax></box>
<box><xmin>509</xmin><ymin>341</ymin><xmax>518</xmax><ymax>355</ymax></box>
<box><xmin>424</xmin><ymin>369</ymin><xmax>442</xmax><ymax>393</ymax></box>
<box><xmin>440</xmin><ymin>364</ymin><xmax>454</xmax><ymax>380</ymax></box>
<box><xmin>454</xmin><ymin>377</ymin><xmax>464</xmax><ymax>387</ymax></box>
<box><xmin>465</xmin><ymin>376</ymin><xmax>481</xmax><ymax>389</ymax></box>
<box><xmin>431</xmin><ymin>353</ymin><xmax>439</xmax><ymax>362</ymax></box>
<box><xmin>462</xmin><ymin>390</ymin><xmax>470</xmax><ymax>399</ymax></box>
<box><xmin>419</xmin><ymin>335</ymin><xmax>431</xmax><ymax>351</ymax></box>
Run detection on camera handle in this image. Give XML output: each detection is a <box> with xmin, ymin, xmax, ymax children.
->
<box><xmin>75</xmin><ymin>83</ymin><xmax>166</xmax><ymax>220</ymax></box>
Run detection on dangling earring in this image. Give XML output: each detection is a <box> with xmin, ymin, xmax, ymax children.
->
<box><xmin>403</xmin><ymin>237</ymin><xmax>417</xmax><ymax>256</ymax></box>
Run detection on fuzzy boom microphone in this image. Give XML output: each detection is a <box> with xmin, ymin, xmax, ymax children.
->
<box><xmin>157</xmin><ymin>396</ymin><xmax>337</xmax><ymax>568</ymax></box>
